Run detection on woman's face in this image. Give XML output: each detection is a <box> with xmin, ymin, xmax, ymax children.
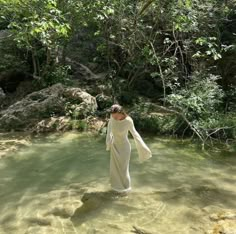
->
<box><xmin>111</xmin><ymin>112</ymin><xmax>125</xmax><ymax>120</ymax></box>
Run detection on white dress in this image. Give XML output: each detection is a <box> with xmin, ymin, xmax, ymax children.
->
<box><xmin>106</xmin><ymin>115</ymin><xmax>152</xmax><ymax>192</ymax></box>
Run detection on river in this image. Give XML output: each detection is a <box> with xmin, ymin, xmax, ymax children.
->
<box><xmin>0</xmin><ymin>132</ymin><xmax>235</xmax><ymax>234</ymax></box>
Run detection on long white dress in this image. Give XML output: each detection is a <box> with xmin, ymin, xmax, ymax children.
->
<box><xmin>106</xmin><ymin>115</ymin><xmax>152</xmax><ymax>192</ymax></box>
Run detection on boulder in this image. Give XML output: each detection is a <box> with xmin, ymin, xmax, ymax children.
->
<box><xmin>0</xmin><ymin>83</ymin><xmax>97</xmax><ymax>131</ymax></box>
<box><xmin>87</xmin><ymin>116</ymin><xmax>106</xmax><ymax>132</ymax></box>
<box><xmin>207</xmin><ymin>210</ymin><xmax>236</xmax><ymax>234</ymax></box>
<box><xmin>0</xmin><ymin>83</ymin><xmax>65</xmax><ymax>131</ymax></box>
<box><xmin>63</xmin><ymin>87</ymin><xmax>97</xmax><ymax>118</ymax></box>
<box><xmin>211</xmin><ymin>220</ymin><xmax>236</xmax><ymax>234</ymax></box>
<box><xmin>33</xmin><ymin>117</ymin><xmax>71</xmax><ymax>133</ymax></box>
<box><xmin>210</xmin><ymin>211</ymin><xmax>236</xmax><ymax>221</ymax></box>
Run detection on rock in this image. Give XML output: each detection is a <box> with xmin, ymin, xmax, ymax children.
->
<box><xmin>0</xmin><ymin>83</ymin><xmax>97</xmax><ymax>131</ymax></box>
<box><xmin>0</xmin><ymin>136</ymin><xmax>31</xmax><ymax>158</ymax></box>
<box><xmin>202</xmin><ymin>205</ymin><xmax>224</xmax><ymax>214</ymax></box>
<box><xmin>212</xmin><ymin>220</ymin><xmax>236</xmax><ymax>234</ymax></box>
<box><xmin>63</xmin><ymin>87</ymin><xmax>97</xmax><ymax>118</ymax></box>
<box><xmin>0</xmin><ymin>83</ymin><xmax>65</xmax><ymax>131</ymax></box>
<box><xmin>208</xmin><ymin>210</ymin><xmax>236</xmax><ymax>234</ymax></box>
<box><xmin>210</xmin><ymin>211</ymin><xmax>236</xmax><ymax>221</ymax></box>
<box><xmin>87</xmin><ymin>116</ymin><xmax>105</xmax><ymax>132</ymax></box>
<box><xmin>33</xmin><ymin>116</ymin><xmax>71</xmax><ymax>133</ymax></box>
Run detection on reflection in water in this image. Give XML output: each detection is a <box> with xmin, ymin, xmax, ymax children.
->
<box><xmin>0</xmin><ymin>132</ymin><xmax>235</xmax><ymax>233</ymax></box>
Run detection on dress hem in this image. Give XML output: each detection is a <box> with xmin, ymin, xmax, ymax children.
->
<box><xmin>111</xmin><ymin>187</ymin><xmax>132</xmax><ymax>193</ymax></box>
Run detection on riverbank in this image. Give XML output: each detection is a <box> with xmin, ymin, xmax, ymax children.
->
<box><xmin>0</xmin><ymin>81</ymin><xmax>235</xmax><ymax>151</ymax></box>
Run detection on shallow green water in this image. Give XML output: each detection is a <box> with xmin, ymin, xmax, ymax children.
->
<box><xmin>0</xmin><ymin>132</ymin><xmax>235</xmax><ymax>234</ymax></box>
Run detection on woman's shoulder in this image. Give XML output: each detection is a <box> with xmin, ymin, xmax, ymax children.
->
<box><xmin>125</xmin><ymin>115</ymin><xmax>133</xmax><ymax>123</ymax></box>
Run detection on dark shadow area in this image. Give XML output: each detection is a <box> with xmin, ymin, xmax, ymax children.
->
<box><xmin>70</xmin><ymin>190</ymin><xmax>128</xmax><ymax>226</ymax></box>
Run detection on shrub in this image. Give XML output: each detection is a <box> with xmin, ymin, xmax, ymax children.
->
<box><xmin>68</xmin><ymin>119</ymin><xmax>87</xmax><ymax>131</ymax></box>
<box><xmin>37</xmin><ymin>65</ymin><xmax>72</xmax><ymax>88</ymax></box>
<box><xmin>166</xmin><ymin>72</ymin><xmax>224</xmax><ymax>120</ymax></box>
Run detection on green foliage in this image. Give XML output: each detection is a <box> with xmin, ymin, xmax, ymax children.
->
<box><xmin>37</xmin><ymin>65</ymin><xmax>72</xmax><ymax>88</ymax></box>
<box><xmin>0</xmin><ymin>0</ymin><xmax>235</xmax><ymax>142</ymax></box>
<box><xmin>131</xmin><ymin>114</ymin><xmax>181</xmax><ymax>135</ymax></box>
<box><xmin>65</xmin><ymin>102</ymin><xmax>90</xmax><ymax>120</ymax></box>
<box><xmin>166</xmin><ymin>73</ymin><xmax>224</xmax><ymax>119</ymax></box>
<box><xmin>165</xmin><ymin>72</ymin><xmax>236</xmax><ymax>141</ymax></box>
<box><xmin>128</xmin><ymin>102</ymin><xmax>183</xmax><ymax>135</ymax></box>
<box><xmin>0</xmin><ymin>0</ymin><xmax>71</xmax><ymax>82</ymax></box>
<box><xmin>0</xmin><ymin>34</ymin><xmax>30</xmax><ymax>73</ymax></box>
<box><xmin>3</xmin><ymin>0</ymin><xmax>70</xmax><ymax>50</ymax></box>
<box><xmin>68</xmin><ymin>119</ymin><xmax>87</xmax><ymax>131</ymax></box>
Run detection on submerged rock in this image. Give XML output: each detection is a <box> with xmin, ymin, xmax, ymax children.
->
<box><xmin>211</xmin><ymin>220</ymin><xmax>236</xmax><ymax>234</ymax></box>
<box><xmin>207</xmin><ymin>210</ymin><xmax>236</xmax><ymax>234</ymax></box>
<box><xmin>0</xmin><ymin>135</ymin><xmax>31</xmax><ymax>158</ymax></box>
<box><xmin>210</xmin><ymin>211</ymin><xmax>236</xmax><ymax>221</ymax></box>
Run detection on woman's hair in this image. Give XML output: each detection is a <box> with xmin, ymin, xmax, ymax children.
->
<box><xmin>109</xmin><ymin>104</ymin><xmax>128</xmax><ymax>116</ymax></box>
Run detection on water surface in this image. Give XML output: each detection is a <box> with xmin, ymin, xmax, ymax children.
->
<box><xmin>0</xmin><ymin>132</ymin><xmax>235</xmax><ymax>234</ymax></box>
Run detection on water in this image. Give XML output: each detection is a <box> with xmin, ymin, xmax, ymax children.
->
<box><xmin>0</xmin><ymin>132</ymin><xmax>235</xmax><ymax>234</ymax></box>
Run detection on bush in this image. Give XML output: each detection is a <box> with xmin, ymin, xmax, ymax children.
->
<box><xmin>68</xmin><ymin>119</ymin><xmax>87</xmax><ymax>131</ymax></box>
<box><xmin>166</xmin><ymin>72</ymin><xmax>224</xmax><ymax>120</ymax></box>
<box><xmin>165</xmin><ymin>72</ymin><xmax>236</xmax><ymax>141</ymax></box>
<box><xmin>37</xmin><ymin>65</ymin><xmax>72</xmax><ymax>88</ymax></box>
<box><xmin>196</xmin><ymin>112</ymin><xmax>236</xmax><ymax>139</ymax></box>
<box><xmin>128</xmin><ymin>102</ymin><xmax>183</xmax><ymax>135</ymax></box>
<box><xmin>131</xmin><ymin>113</ymin><xmax>182</xmax><ymax>135</ymax></box>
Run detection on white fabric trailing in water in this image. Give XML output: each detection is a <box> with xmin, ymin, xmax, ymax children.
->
<box><xmin>106</xmin><ymin>115</ymin><xmax>152</xmax><ymax>192</ymax></box>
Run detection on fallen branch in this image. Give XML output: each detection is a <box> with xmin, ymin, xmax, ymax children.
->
<box><xmin>150</xmin><ymin>103</ymin><xmax>236</xmax><ymax>148</ymax></box>
<box><xmin>149</xmin><ymin>103</ymin><xmax>205</xmax><ymax>148</ymax></box>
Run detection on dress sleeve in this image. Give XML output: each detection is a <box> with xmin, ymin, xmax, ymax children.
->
<box><xmin>106</xmin><ymin>117</ymin><xmax>113</xmax><ymax>151</ymax></box>
<box><xmin>128</xmin><ymin>117</ymin><xmax>152</xmax><ymax>162</ymax></box>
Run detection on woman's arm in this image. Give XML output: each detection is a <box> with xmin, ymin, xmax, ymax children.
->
<box><xmin>106</xmin><ymin>117</ymin><xmax>113</xmax><ymax>151</ymax></box>
<box><xmin>128</xmin><ymin>117</ymin><xmax>152</xmax><ymax>162</ymax></box>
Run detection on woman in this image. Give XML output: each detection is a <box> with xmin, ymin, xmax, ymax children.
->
<box><xmin>106</xmin><ymin>104</ymin><xmax>152</xmax><ymax>193</ymax></box>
